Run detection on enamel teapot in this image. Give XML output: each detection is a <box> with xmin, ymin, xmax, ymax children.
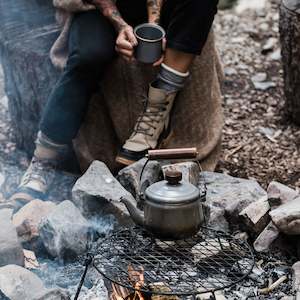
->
<box><xmin>121</xmin><ymin>148</ymin><xmax>206</xmax><ymax>240</ymax></box>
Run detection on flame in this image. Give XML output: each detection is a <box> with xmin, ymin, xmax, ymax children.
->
<box><xmin>110</xmin><ymin>265</ymin><xmax>145</xmax><ymax>300</ymax></box>
<box><xmin>128</xmin><ymin>264</ymin><xmax>145</xmax><ymax>300</ymax></box>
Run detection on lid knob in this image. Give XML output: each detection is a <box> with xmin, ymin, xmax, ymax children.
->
<box><xmin>165</xmin><ymin>171</ymin><xmax>182</xmax><ymax>185</ymax></box>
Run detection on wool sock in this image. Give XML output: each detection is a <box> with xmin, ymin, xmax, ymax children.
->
<box><xmin>154</xmin><ymin>63</ymin><xmax>190</xmax><ymax>92</ymax></box>
<box><xmin>34</xmin><ymin>131</ymin><xmax>68</xmax><ymax>160</ymax></box>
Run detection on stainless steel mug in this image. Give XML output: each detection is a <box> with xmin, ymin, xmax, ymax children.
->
<box><xmin>134</xmin><ymin>23</ymin><xmax>166</xmax><ymax>64</ymax></box>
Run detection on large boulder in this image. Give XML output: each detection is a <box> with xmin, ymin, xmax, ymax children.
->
<box><xmin>0</xmin><ymin>209</ymin><xmax>24</xmax><ymax>267</ymax></box>
<box><xmin>12</xmin><ymin>200</ymin><xmax>56</xmax><ymax>243</ymax></box>
<box><xmin>39</xmin><ymin>200</ymin><xmax>92</xmax><ymax>259</ymax></box>
<box><xmin>0</xmin><ymin>265</ymin><xmax>70</xmax><ymax>300</ymax></box>
<box><xmin>72</xmin><ymin>161</ymin><xmax>134</xmax><ymax>225</ymax></box>
<box><xmin>203</xmin><ymin>172</ymin><xmax>268</xmax><ymax>223</ymax></box>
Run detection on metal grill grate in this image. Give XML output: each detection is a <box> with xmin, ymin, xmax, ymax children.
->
<box><xmin>92</xmin><ymin>227</ymin><xmax>254</xmax><ymax>297</ymax></box>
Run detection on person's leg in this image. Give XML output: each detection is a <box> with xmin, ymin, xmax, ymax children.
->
<box><xmin>10</xmin><ymin>10</ymin><xmax>117</xmax><ymax>210</ymax></box>
<box><xmin>116</xmin><ymin>0</ymin><xmax>219</xmax><ymax>165</ymax></box>
<box><xmin>40</xmin><ymin>10</ymin><xmax>117</xmax><ymax>144</ymax></box>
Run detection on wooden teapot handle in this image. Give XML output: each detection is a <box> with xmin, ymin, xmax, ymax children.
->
<box><xmin>147</xmin><ymin>147</ymin><xmax>198</xmax><ymax>160</ymax></box>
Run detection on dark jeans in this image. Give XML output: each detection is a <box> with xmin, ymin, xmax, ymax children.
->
<box><xmin>40</xmin><ymin>0</ymin><xmax>219</xmax><ymax>144</ymax></box>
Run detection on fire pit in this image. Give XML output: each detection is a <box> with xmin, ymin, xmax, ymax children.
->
<box><xmin>90</xmin><ymin>227</ymin><xmax>255</xmax><ymax>299</ymax></box>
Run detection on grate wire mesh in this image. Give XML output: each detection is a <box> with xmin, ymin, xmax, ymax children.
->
<box><xmin>92</xmin><ymin>227</ymin><xmax>254</xmax><ymax>297</ymax></box>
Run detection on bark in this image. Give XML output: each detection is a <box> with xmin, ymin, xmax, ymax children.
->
<box><xmin>280</xmin><ymin>0</ymin><xmax>300</xmax><ymax>125</ymax></box>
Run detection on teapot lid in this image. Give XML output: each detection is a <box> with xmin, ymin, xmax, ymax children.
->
<box><xmin>145</xmin><ymin>171</ymin><xmax>200</xmax><ymax>205</ymax></box>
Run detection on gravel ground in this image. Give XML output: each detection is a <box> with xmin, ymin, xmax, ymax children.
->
<box><xmin>215</xmin><ymin>0</ymin><xmax>299</xmax><ymax>190</ymax></box>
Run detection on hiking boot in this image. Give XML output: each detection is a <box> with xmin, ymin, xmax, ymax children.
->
<box><xmin>9</xmin><ymin>156</ymin><xmax>58</xmax><ymax>211</ymax></box>
<box><xmin>116</xmin><ymin>85</ymin><xmax>177</xmax><ymax>165</ymax></box>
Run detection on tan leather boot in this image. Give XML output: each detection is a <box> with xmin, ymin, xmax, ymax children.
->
<box><xmin>116</xmin><ymin>85</ymin><xmax>177</xmax><ymax>165</ymax></box>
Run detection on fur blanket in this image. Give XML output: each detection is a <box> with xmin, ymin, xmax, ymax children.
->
<box><xmin>50</xmin><ymin>0</ymin><xmax>94</xmax><ymax>69</ymax></box>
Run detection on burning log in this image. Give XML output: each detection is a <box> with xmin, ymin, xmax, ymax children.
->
<box><xmin>109</xmin><ymin>265</ymin><xmax>181</xmax><ymax>300</ymax></box>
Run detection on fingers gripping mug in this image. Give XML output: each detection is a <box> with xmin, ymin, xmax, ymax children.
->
<box><xmin>134</xmin><ymin>23</ymin><xmax>166</xmax><ymax>64</ymax></box>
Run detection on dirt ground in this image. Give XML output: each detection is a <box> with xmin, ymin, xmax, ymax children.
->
<box><xmin>215</xmin><ymin>0</ymin><xmax>300</xmax><ymax>190</ymax></box>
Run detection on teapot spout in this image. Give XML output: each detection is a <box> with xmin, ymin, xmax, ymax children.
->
<box><xmin>120</xmin><ymin>197</ymin><xmax>145</xmax><ymax>227</ymax></box>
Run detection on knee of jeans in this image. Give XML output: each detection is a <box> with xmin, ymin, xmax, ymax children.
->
<box><xmin>71</xmin><ymin>46</ymin><xmax>115</xmax><ymax>69</ymax></box>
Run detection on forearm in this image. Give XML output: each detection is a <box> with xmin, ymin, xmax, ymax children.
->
<box><xmin>84</xmin><ymin>0</ymin><xmax>127</xmax><ymax>31</ymax></box>
<box><xmin>147</xmin><ymin>0</ymin><xmax>164</xmax><ymax>24</ymax></box>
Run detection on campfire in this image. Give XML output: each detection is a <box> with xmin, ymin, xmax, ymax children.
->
<box><xmin>110</xmin><ymin>265</ymin><xmax>146</xmax><ymax>300</ymax></box>
<box><xmin>92</xmin><ymin>227</ymin><xmax>254</xmax><ymax>300</ymax></box>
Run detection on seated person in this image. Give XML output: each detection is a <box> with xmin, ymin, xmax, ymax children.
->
<box><xmin>11</xmin><ymin>0</ymin><xmax>219</xmax><ymax>206</ymax></box>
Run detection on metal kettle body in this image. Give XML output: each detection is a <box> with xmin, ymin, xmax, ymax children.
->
<box><xmin>121</xmin><ymin>170</ymin><xmax>205</xmax><ymax>240</ymax></box>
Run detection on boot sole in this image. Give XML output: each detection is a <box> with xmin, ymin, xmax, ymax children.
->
<box><xmin>116</xmin><ymin>126</ymin><xmax>172</xmax><ymax>167</ymax></box>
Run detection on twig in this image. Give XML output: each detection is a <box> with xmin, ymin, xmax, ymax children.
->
<box><xmin>258</xmin><ymin>275</ymin><xmax>287</xmax><ymax>294</ymax></box>
<box><xmin>224</xmin><ymin>142</ymin><xmax>248</xmax><ymax>160</ymax></box>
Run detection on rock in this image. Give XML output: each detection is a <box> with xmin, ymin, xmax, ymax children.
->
<box><xmin>235</xmin><ymin>0</ymin><xmax>267</xmax><ymax>15</ymax></box>
<box><xmin>253</xmin><ymin>221</ymin><xmax>280</xmax><ymax>252</ymax></box>
<box><xmin>292</xmin><ymin>261</ymin><xmax>300</xmax><ymax>297</ymax></box>
<box><xmin>270</xmin><ymin>197</ymin><xmax>300</xmax><ymax>235</ymax></box>
<box><xmin>267</xmin><ymin>181</ymin><xmax>299</xmax><ymax>208</ymax></box>
<box><xmin>224</xmin><ymin>67</ymin><xmax>237</xmax><ymax>76</ymax></box>
<box><xmin>203</xmin><ymin>172</ymin><xmax>267</xmax><ymax>223</ymax></box>
<box><xmin>0</xmin><ymin>264</ymin><xmax>71</xmax><ymax>300</ymax></box>
<box><xmin>280</xmin><ymin>296</ymin><xmax>295</xmax><ymax>300</ymax></box>
<box><xmin>72</xmin><ymin>161</ymin><xmax>134</xmax><ymax>224</ymax></box>
<box><xmin>262</xmin><ymin>37</ymin><xmax>277</xmax><ymax>54</ymax></box>
<box><xmin>0</xmin><ymin>173</ymin><xmax>4</xmax><ymax>189</ymax></box>
<box><xmin>234</xmin><ymin>231</ymin><xmax>249</xmax><ymax>241</ymax></box>
<box><xmin>117</xmin><ymin>158</ymin><xmax>162</xmax><ymax>200</ymax></box>
<box><xmin>0</xmin><ymin>265</ymin><xmax>46</xmax><ymax>300</ymax></box>
<box><xmin>12</xmin><ymin>200</ymin><xmax>56</xmax><ymax>243</ymax></box>
<box><xmin>269</xmin><ymin>49</ymin><xmax>281</xmax><ymax>61</ymax></box>
<box><xmin>0</xmin><ymin>209</ymin><xmax>24</xmax><ymax>267</ymax></box>
<box><xmin>81</xmin><ymin>279</ymin><xmax>108</xmax><ymax>300</ymax></box>
<box><xmin>162</xmin><ymin>162</ymin><xmax>200</xmax><ymax>186</ymax></box>
<box><xmin>239</xmin><ymin>195</ymin><xmax>270</xmax><ymax>234</ymax></box>
<box><xmin>39</xmin><ymin>200</ymin><xmax>92</xmax><ymax>259</ymax></box>
<box><xmin>253</xmin><ymin>81</ymin><xmax>276</xmax><ymax>91</ymax></box>
<box><xmin>204</xmin><ymin>205</ymin><xmax>229</xmax><ymax>232</ymax></box>
<box><xmin>34</xmin><ymin>288</ymin><xmax>71</xmax><ymax>300</ymax></box>
<box><xmin>251</xmin><ymin>72</ymin><xmax>267</xmax><ymax>83</ymax></box>
<box><xmin>23</xmin><ymin>249</ymin><xmax>39</xmax><ymax>270</ymax></box>
<box><xmin>0</xmin><ymin>290</ymin><xmax>10</xmax><ymax>300</ymax></box>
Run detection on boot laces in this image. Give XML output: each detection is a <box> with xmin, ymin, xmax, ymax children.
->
<box><xmin>133</xmin><ymin>96</ymin><xmax>169</xmax><ymax>137</ymax></box>
<box><xmin>21</xmin><ymin>157</ymin><xmax>57</xmax><ymax>187</ymax></box>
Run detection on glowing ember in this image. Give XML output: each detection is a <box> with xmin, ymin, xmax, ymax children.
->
<box><xmin>128</xmin><ymin>265</ymin><xmax>145</xmax><ymax>300</ymax></box>
<box><xmin>110</xmin><ymin>265</ymin><xmax>145</xmax><ymax>300</ymax></box>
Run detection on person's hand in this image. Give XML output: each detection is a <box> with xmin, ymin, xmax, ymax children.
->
<box><xmin>153</xmin><ymin>37</ymin><xmax>166</xmax><ymax>67</ymax></box>
<box><xmin>115</xmin><ymin>25</ymin><xmax>138</xmax><ymax>62</ymax></box>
